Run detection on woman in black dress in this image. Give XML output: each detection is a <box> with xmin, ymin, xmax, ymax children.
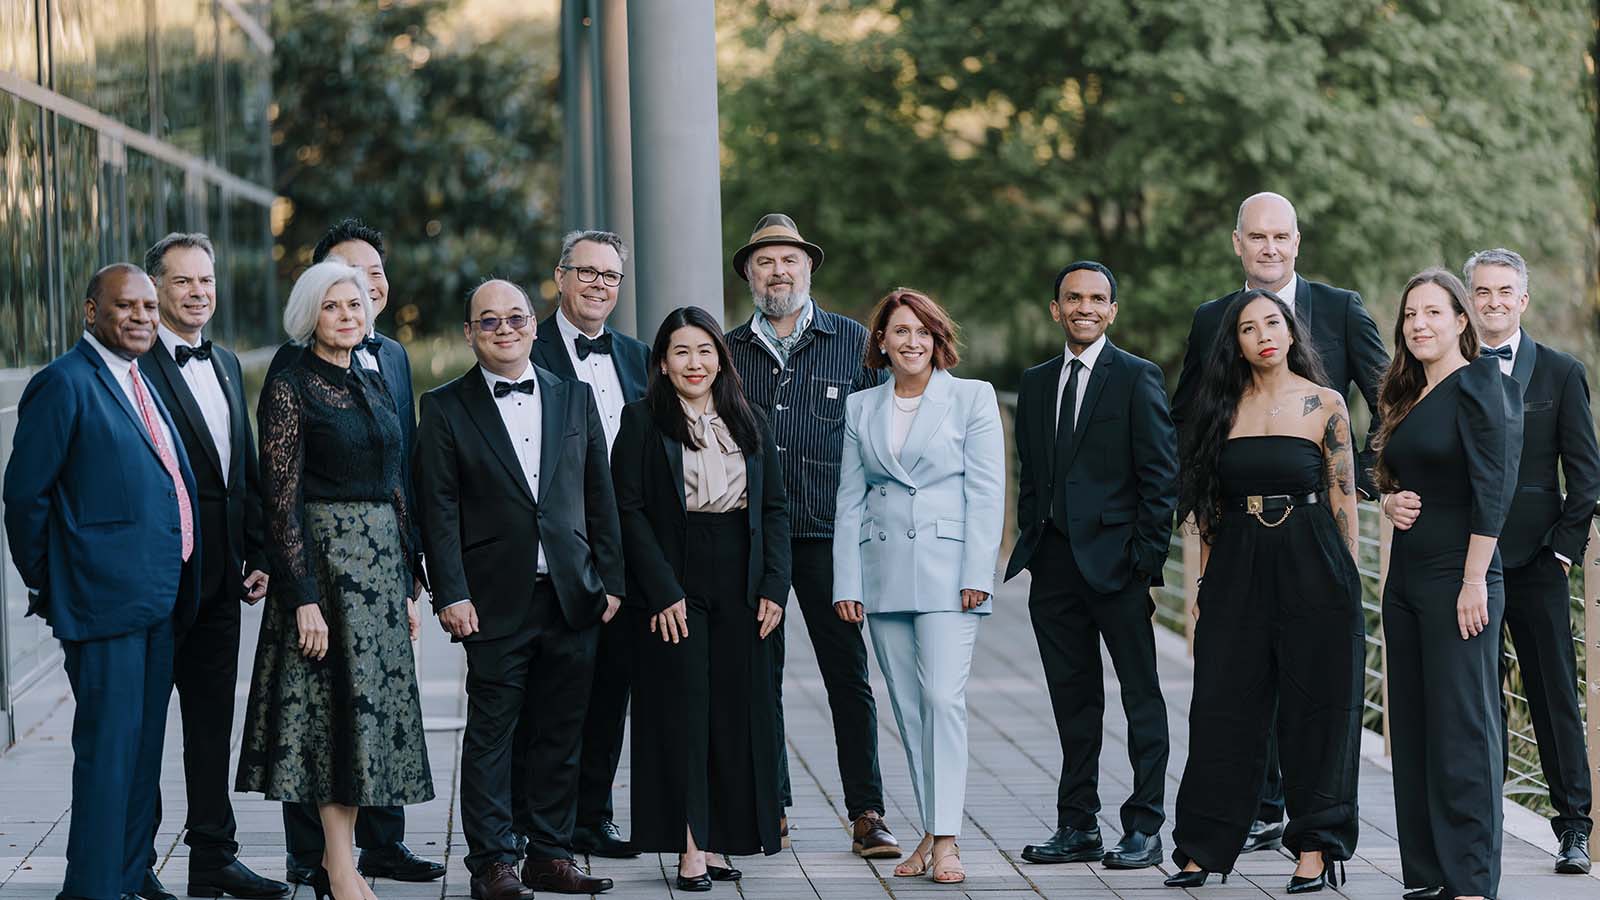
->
<box><xmin>611</xmin><ymin>306</ymin><xmax>791</xmax><ymax>891</ymax></box>
<box><xmin>236</xmin><ymin>260</ymin><xmax>433</xmax><ymax>900</ymax></box>
<box><xmin>1169</xmin><ymin>289</ymin><xmax>1364</xmax><ymax>892</ymax></box>
<box><xmin>1374</xmin><ymin>269</ymin><xmax>1521</xmax><ymax>900</ymax></box>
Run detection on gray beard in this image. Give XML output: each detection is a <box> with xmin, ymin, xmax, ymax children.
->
<box><xmin>752</xmin><ymin>286</ymin><xmax>810</xmax><ymax>319</ymax></box>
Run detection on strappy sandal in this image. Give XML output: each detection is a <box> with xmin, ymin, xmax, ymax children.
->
<box><xmin>894</xmin><ymin>839</ymin><xmax>933</xmax><ymax>877</ymax></box>
<box><xmin>930</xmin><ymin>844</ymin><xmax>965</xmax><ymax>884</ymax></box>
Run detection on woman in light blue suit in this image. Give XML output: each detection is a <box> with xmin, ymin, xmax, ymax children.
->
<box><xmin>833</xmin><ymin>288</ymin><xmax>1004</xmax><ymax>885</ymax></box>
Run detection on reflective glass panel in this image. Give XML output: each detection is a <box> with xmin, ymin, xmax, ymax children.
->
<box><xmin>228</xmin><ymin>194</ymin><xmax>271</xmax><ymax>349</ymax></box>
<box><xmin>126</xmin><ymin>148</ymin><xmax>161</xmax><ymax>264</ymax></box>
<box><xmin>0</xmin><ymin>93</ymin><xmax>48</xmax><ymax>367</ymax></box>
<box><xmin>0</xmin><ymin>0</ymin><xmax>40</xmax><ymax>82</ymax></box>
<box><xmin>155</xmin><ymin>0</ymin><xmax>214</xmax><ymax>159</ymax></box>
<box><xmin>50</xmin><ymin>0</ymin><xmax>153</xmax><ymax>130</ymax></box>
<box><xmin>219</xmin><ymin>16</ymin><xmax>269</xmax><ymax>184</ymax></box>
<box><xmin>52</xmin><ymin>117</ymin><xmax>105</xmax><ymax>345</ymax></box>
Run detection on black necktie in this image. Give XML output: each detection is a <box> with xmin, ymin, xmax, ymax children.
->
<box><xmin>575</xmin><ymin>332</ymin><xmax>613</xmax><ymax>360</ymax></box>
<box><xmin>1481</xmin><ymin>344</ymin><xmax>1514</xmax><ymax>361</ymax></box>
<box><xmin>1050</xmin><ymin>359</ymin><xmax>1083</xmax><ymax>527</ymax></box>
<box><xmin>175</xmin><ymin>340</ymin><xmax>212</xmax><ymax>367</ymax></box>
<box><xmin>493</xmin><ymin>379</ymin><xmax>537</xmax><ymax>398</ymax></box>
<box><xmin>357</xmin><ymin>334</ymin><xmax>384</xmax><ymax>356</ymax></box>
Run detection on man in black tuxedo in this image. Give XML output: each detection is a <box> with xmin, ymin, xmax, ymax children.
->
<box><xmin>1010</xmin><ymin>262</ymin><xmax>1177</xmax><ymax>870</ymax></box>
<box><xmin>1170</xmin><ymin>192</ymin><xmax>1389</xmax><ymax>851</ymax></box>
<box><xmin>1455</xmin><ymin>248</ymin><xmax>1597</xmax><ymax>873</ymax></box>
<box><xmin>528</xmin><ymin>230</ymin><xmax>648</xmax><ymax>859</ymax></box>
<box><xmin>415</xmin><ymin>280</ymin><xmax>624</xmax><ymax>897</ymax></box>
<box><xmin>262</xmin><ymin>219</ymin><xmax>443</xmax><ymax>883</ymax></box>
<box><xmin>134</xmin><ymin>234</ymin><xmax>288</xmax><ymax>900</ymax></box>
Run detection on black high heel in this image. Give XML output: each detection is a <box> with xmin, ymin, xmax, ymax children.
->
<box><xmin>307</xmin><ymin>867</ymin><xmax>333</xmax><ymax>900</ymax></box>
<box><xmin>1163</xmin><ymin>868</ymin><xmax>1228</xmax><ymax>887</ymax></box>
<box><xmin>676</xmin><ymin>855</ymin><xmax>713</xmax><ymax>892</ymax></box>
<box><xmin>1287</xmin><ymin>859</ymin><xmax>1346</xmax><ymax>894</ymax></box>
<box><xmin>706</xmin><ymin>863</ymin><xmax>742</xmax><ymax>881</ymax></box>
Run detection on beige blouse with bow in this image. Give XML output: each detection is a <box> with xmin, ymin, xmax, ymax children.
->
<box><xmin>681</xmin><ymin>400</ymin><xmax>749</xmax><ymax>512</ymax></box>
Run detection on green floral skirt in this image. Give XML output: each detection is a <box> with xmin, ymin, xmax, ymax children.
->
<box><xmin>235</xmin><ymin>501</ymin><xmax>434</xmax><ymax>806</ymax></box>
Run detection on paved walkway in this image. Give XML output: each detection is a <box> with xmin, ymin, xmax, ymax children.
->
<box><xmin>2</xmin><ymin>573</ymin><xmax>1598</xmax><ymax>899</ymax></box>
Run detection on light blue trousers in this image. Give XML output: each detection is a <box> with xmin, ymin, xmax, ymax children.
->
<box><xmin>867</xmin><ymin>611</ymin><xmax>981</xmax><ymax>836</ymax></box>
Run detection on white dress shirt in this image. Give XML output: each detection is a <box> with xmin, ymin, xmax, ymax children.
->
<box><xmin>1247</xmin><ymin>275</ymin><xmax>1298</xmax><ymax>315</ymax></box>
<box><xmin>83</xmin><ymin>331</ymin><xmax>174</xmax><ymax>452</ymax></box>
<box><xmin>354</xmin><ymin>330</ymin><xmax>381</xmax><ymax>373</ymax></box>
<box><xmin>484</xmin><ymin>363</ymin><xmax>547</xmax><ymax>575</ymax></box>
<box><xmin>1484</xmin><ymin>329</ymin><xmax>1522</xmax><ymax>377</ymax></box>
<box><xmin>555</xmin><ymin>309</ymin><xmax>625</xmax><ymax>454</ymax></box>
<box><xmin>1055</xmin><ymin>334</ymin><xmax>1107</xmax><ymax>431</ymax></box>
<box><xmin>158</xmin><ymin>324</ymin><xmax>232</xmax><ymax>484</ymax></box>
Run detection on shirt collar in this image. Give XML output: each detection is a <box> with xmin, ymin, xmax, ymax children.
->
<box><xmin>555</xmin><ymin>307</ymin><xmax>606</xmax><ymax>342</ymax></box>
<box><xmin>752</xmin><ymin>299</ymin><xmax>815</xmax><ymax>342</ymax></box>
<box><xmin>1487</xmin><ymin>330</ymin><xmax>1522</xmax><ymax>355</ymax></box>
<box><xmin>1246</xmin><ymin>274</ymin><xmax>1298</xmax><ymax>310</ymax></box>
<box><xmin>482</xmin><ymin>362</ymin><xmax>537</xmax><ymax>391</ymax></box>
<box><xmin>1063</xmin><ymin>334</ymin><xmax>1108</xmax><ymax>372</ymax></box>
<box><xmin>83</xmin><ymin>330</ymin><xmax>136</xmax><ymax>376</ymax></box>
<box><xmin>157</xmin><ymin>323</ymin><xmax>204</xmax><ymax>355</ymax></box>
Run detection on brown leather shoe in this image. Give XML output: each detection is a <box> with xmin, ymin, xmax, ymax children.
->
<box><xmin>471</xmin><ymin>863</ymin><xmax>534</xmax><ymax>900</ymax></box>
<box><xmin>852</xmin><ymin>810</ymin><xmax>903</xmax><ymax>859</ymax></box>
<box><xmin>522</xmin><ymin>857</ymin><xmax>614</xmax><ymax>894</ymax></box>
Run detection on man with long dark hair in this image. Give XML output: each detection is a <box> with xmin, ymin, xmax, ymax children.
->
<box><xmin>1007</xmin><ymin>262</ymin><xmax>1177</xmax><ymax>870</ymax></box>
<box><xmin>1170</xmin><ymin>193</ymin><xmax>1388</xmax><ymax>852</ymax></box>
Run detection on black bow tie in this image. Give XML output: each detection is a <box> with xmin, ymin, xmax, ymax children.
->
<box><xmin>493</xmin><ymin>379</ymin><xmax>537</xmax><ymax>398</ymax></box>
<box><xmin>575</xmin><ymin>332</ymin><xmax>613</xmax><ymax>360</ymax></box>
<box><xmin>1481</xmin><ymin>344</ymin><xmax>1514</xmax><ymax>361</ymax></box>
<box><xmin>175</xmin><ymin>340</ymin><xmax>212</xmax><ymax>366</ymax></box>
<box><xmin>357</xmin><ymin>334</ymin><xmax>383</xmax><ymax>356</ymax></box>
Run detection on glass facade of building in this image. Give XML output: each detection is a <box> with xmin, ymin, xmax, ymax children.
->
<box><xmin>0</xmin><ymin>0</ymin><xmax>274</xmax><ymax>747</ymax></box>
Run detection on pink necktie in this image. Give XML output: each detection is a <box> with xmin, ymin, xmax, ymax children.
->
<box><xmin>129</xmin><ymin>366</ymin><xmax>194</xmax><ymax>562</ymax></box>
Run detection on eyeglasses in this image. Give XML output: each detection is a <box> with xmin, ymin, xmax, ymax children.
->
<box><xmin>469</xmin><ymin>314</ymin><xmax>532</xmax><ymax>332</ymax></box>
<box><xmin>558</xmin><ymin>265</ymin><xmax>625</xmax><ymax>287</ymax></box>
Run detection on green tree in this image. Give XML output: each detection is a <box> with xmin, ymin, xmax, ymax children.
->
<box><xmin>718</xmin><ymin>0</ymin><xmax>1598</xmax><ymax>387</ymax></box>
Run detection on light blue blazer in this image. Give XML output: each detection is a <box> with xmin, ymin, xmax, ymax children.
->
<box><xmin>832</xmin><ymin>368</ymin><xmax>1005</xmax><ymax>615</ymax></box>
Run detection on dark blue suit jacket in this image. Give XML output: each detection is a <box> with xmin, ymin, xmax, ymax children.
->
<box><xmin>3</xmin><ymin>337</ymin><xmax>202</xmax><ymax>641</ymax></box>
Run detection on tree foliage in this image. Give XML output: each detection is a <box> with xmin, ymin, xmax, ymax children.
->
<box><xmin>271</xmin><ymin>0</ymin><xmax>562</xmax><ymax>343</ymax></box>
<box><xmin>718</xmin><ymin>0</ymin><xmax>1598</xmax><ymax>387</ymax></box>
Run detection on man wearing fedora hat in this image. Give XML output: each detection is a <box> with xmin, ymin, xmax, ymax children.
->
<box><xmin>725</xmin><ymin>213</ymin><xmax>900</xmax><ymax>859</ymax></box>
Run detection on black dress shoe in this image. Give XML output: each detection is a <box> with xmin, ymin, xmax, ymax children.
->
<box><xmin>357</xmin><ymin>843</ymin><xmax>446</xmax><ymax>882</ymax></box>
<box><xmin>1557</xmin><ymin>829</ymin><xmax>1592</xmax><ymax>874</ymax></box>
<box><xmin>282</xmin><ymin>861</ymin><xmax>317</xmax><ymax>887</ymax></box>
<box><xmin>1163</xmin><ymin>868</ymin><xmax>1228</xmax><ymax>887</ymax></box>
<box><xmin>1102</xmin><ymin>831</ymin><xmax>1162</xmax><ymax>869</ymax></box>
<box><xmin>1286</xmin><ymin>859</ymin><xmax>1343</xmax><ymax>894</ymax></box>
<box><xmin>706</xmin><ymin>863</ymin><xmax>742</xmax><ymax>881</ymax></box>
<box><xmin>573</xmin><ymin>820</ymin><xmax>641</xmax><ymax>859</ymax></box>
<box><xmin>1021</xmin><ymin>826</ymin><xmax>1103</xmax><ymax>863</ymax></box>
<box><xmin>1240</xmin><ymin>818</ymin><xmax>1285</xmax><ymax>853</ymax></box>
<box><xmin>1401</xmin><ymin>888</ymin><xmax>1446</xmax><ymax>900</ymax></box>
<box><xmin>674</xmin><ymin>873</ymin><xmax>713</xmax><ymax>892</ymax></box>
<box><xmin>139</xmin><ymin>870</ymin><xmax>178</xmax><ymax>900</ymax></box>
<box><xmin>188</xmin><ymin>860</ymin><xmax>291</xmax><ymax>899</ymax></box>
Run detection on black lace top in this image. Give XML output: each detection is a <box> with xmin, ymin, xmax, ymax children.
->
<box><xmin>260</xmin><ymin>348</ymin><xmax>416</xmax><ymax>606</ymax></box>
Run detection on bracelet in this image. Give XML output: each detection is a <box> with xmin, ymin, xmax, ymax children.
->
<box><xmin>1462</xmin><ymin>577</ymin><xmax>1487</xmax><ymax>586</ymax></box>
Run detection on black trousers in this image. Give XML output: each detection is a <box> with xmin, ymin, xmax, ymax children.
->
<box><xmin>151</xmin><ymin>591</ymin><xmax>243</xmax><ymax>871</ymax></box>
<box><xmin>576</xmin><ymin>606</ymin><xmax>635</xmax><ymax>827</ymax></box>
<box><xmin>1027</xmin><ymin>529</ymin><xmax>1168</xmax><ymax>836</ymax></box>
<box><xmin>1255</xmin><ymin>730</ymin><xmax>1286</xmax><ymax>825</ymax></box>
<box><xmin>499</xmin><ymin>583</ymin><xmax>600</xmax><ymax>864</ymax></box>
<box><xmin>283</xmin><ymin>803</ymin><xmax>404</xmax><ymax>865</ymax></box>
<box><xmin>1501</xmin><ymin>552</ymin><xmax>1592</xmax><ymax>838</ymax></box>
<box><xmin>772</xmin><ymin>538</ymin><xmax>885</xmax><ymax>820</ymax></box>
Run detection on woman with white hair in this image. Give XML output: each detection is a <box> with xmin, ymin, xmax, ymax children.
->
<box><xmin>236</xmin><ymin>260</ymin><xmax>432</xmax><ymax>900</ymax></box>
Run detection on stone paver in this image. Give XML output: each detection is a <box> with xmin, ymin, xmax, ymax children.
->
<box><xmin>1</xmin><ymin>571</ymin><xmax>1596</xmax><ymax>898</ymax></box>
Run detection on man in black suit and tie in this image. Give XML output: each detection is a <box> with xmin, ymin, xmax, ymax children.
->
<box><xmin>1010</xmin><ymin>262</ymin><xmax>1177</xmax><ymax>870</ymax></box>
<box><xmin>134</xmin><ymin>234</ymin><xmax>288</xmax><ymax>900</ymax></box>
<box><xmin>1445</xmin><ymin>249</ymin><xmax>1596</xmax><ymax>873</ymax></box>
<box><xmin>1171</xmin><ymin>192</ymin><xmax>1389</xmax><ymax>851</ymax></box>
<box><xmin>529</xmin><ymin>230</ymin><xmax>648</xmax><ymax>858</ymax></box>
<box><xmin>263</xmin><ymin>219</ymin><xmax>443</xmax><ymax>883</ymax></box>
<box><xmin>415</xmin><ymin>280</ymin><xmax>625</xmax><ymax>897</ymax></box>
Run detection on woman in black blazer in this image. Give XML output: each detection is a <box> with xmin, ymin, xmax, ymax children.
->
<box><xmin>611</xmin><ymin>306</ymin><xmax>792</xmax><ymax>891</ymax></box>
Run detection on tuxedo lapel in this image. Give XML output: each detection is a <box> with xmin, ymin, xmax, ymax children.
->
<box><xmin>1511</xmin><ymin>328</ymin><xmax>1537</xmax><ymax>398</ymax></box>
<box><xmin>374</xmin><ymin>334</ymin><xmax>405</xmax><ymax>401</ymax></box>
<box><xmin>1290</xmin><ymin>274</ymin><xmax>1313</xmax><ymax>328</ymax></box>
<box><xmin>1035</xmin><ymin>356</ymin><xmax>1064</xmax><ymax>480</ymax></box>
<box><xmin>661</xmin><ymin>429</ymin><xmax>687</xmax><ymax>513</ymax></box>
<box><xmin>865</xmin><ymin>387</ymin><xmax>914</xmax><ymax>485</ymax></box>
<box><xmin>534</xmin><ymin>315</ymin><xmax>579</xmax><ymax>381</ymax></box>
<box><xmin>215</xmin><ymin>350</ymin><xmax>249</xmax><ymax>481</ymax></box>
<box><xmin>456</xmin><ymin>367</ymin><xmax>536</xmax><ymax>503</ymax></box>
<box><xmin>899</xmin><ymin>368</ymin><xmax>954</xmax><ymax>473</ymax></box>
<box><xmin>149</xmin><ymin>343</ymin><xmax>224</xmax><ymax>481</ymax></box>
<box><xmin>536</xmin><ymin>368</ymin><xmax>565</xmax><ymax>503</ymax></box>
<box><xmin>1065</xmin><ymin>346</ymin><xmax>1118</xmax><ymax>469</ymax></box>
<box><xmin>609</xmin><ymin>329</ymin><xmax>648</xmax><ymax>401</ymax></box>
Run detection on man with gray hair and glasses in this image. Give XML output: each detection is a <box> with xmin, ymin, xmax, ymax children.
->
<box><xmin>1389</xmin><ymin>248</ymin><xmax>1600</xmax><ymax>877</ymax></box>
<box><xmin>134</xmin><ymin>233</ymin><xmax>288</xmax><ymax>900</ymax></box>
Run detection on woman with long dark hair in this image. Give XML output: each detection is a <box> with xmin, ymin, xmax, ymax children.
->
<box><xmin>1167</xmin><ymin>289</ymin><xmax>1364</xmax><ymax>892</ymax></box>
<box><xmin>611</xmin><ymin>306</ymin><xmax>791</xmax><ymax>891</ymax></box>
<box><xmin>1375</xmin><ymin>270</ymin><xmax>1520</xmax><ymax>900</ymax></box>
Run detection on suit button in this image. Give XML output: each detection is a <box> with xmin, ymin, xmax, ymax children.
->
<box><xmin>907</xmin><ymin>529</ymin><xmax>916</xmax><ymax>539</ymax></box>
<box><xmin>909</xmin><ymin>487</ymin><xmax>917</xmax><ymax>495</ymax></box>
<box><xmin>771</xmin><ymin>367</ymin><xmax>779</xmax><ymax>375</ymax></box>
<box><xmin>879</xmin><ymin>486</ymin><xmax>886</xmax><ymax>496</ymax></box>
<box><xmin>878</xmin><ymin>532</ymin><xmax>886</xmax><ymax>541</ymax></box>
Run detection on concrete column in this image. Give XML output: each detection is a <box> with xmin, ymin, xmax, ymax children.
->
<box><xmin>598</xmin><ymin>0</ymin><xmax>637</xmax><ymax>338</ymax></box>
<box><xmin>560</xmin><ymin>0</ymin><xmax>601</xmax><ymax>231</ymax></box>
<box><xmin>625</xmin><ymin>0</ymin><xmax>723</xmax><ymax>330</ymax></box>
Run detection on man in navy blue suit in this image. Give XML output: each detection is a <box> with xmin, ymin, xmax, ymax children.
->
<box><xmin>261</xmin><ymin>219</ymin><xmax>443</xmax><ymax>883</ymax></box>
<box><xmin>3</xmin><ymin>263</ymin><xmax>202</xmax><ymax>900</ymax></box>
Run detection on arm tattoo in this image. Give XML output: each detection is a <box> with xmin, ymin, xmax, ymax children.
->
<box><xmin>1301</xmin><ymin>394</ymin><xmax>1324</xmax><ymax>416</ymax></box>
<box><xmin>1322</xmin><ymin>410</ymin><xmax>1355</xmax><ymax>495</ymax></box>
<box><xmin>1336</xmin><ymin>507</ymin><xmax>1352</xmax><ymax>548</ymax></box>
